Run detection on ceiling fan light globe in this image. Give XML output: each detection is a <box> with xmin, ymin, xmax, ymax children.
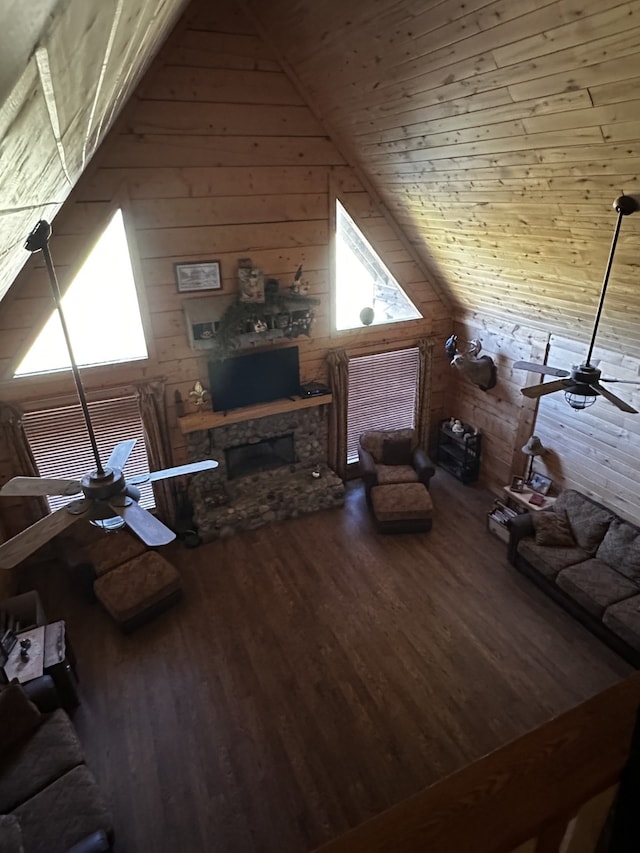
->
<box><xmin>564</xmin><ymin>389</ymin><xmax>597</xmax><ymax>410</ymax></box>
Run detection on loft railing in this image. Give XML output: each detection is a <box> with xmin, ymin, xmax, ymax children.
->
<box><xmin>313</xmin><ymin>673</ymin><xmax>640</xmax><ymax>853</ymax></box>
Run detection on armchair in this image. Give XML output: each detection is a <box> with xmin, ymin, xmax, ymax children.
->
<box><xmin>358</xmin><ymin>428</ymin><xmax>435</xmax><ymax>498</ymax></box>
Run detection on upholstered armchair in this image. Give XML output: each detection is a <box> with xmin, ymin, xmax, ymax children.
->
<box><xmin>358</xmin><ymin>428</ymin><xmax>435</xmax><ymax>498</ymax></box>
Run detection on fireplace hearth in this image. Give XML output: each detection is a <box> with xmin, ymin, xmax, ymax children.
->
<box><xmin>225</xmin><ymin>433</ymin><xmax>295</xmax><ymax>479</ymax></box>
<box><xmin>187</xmin><ymin>405</ymin><xmax>344</xmax><ymax>540</ymax></box>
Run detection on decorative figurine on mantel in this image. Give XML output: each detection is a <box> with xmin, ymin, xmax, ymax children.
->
<box><xmin>289</xmin><ymin>264</ymin><xmax>309</xmax><ymax>295</ymax></box>
<box><xmin>189</xmin><ymin>380</ymin><xmax>207</xmax><ymax>409</ymax></box>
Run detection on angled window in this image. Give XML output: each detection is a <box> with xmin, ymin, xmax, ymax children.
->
<box><xmin>335</xmin><ymin>200</ymin><xmax>421</xmax><ymax>331</ymax></box>
<box><xmin>346</xmin><ymin>347</ymin><xmax>419</xmax><ymax>463</ymax></box>
<box><xmin>22</xmin><ymin>396</ymin><xmax>154</xmax><ymax>512</ymax></box>
<box><xmin>14</xmin><ymin>209</ymin><xmax>148</xmax><ymax>377</ymax></box>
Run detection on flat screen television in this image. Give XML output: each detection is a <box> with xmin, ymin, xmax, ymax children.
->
<box><xmin>208</xmin><ymin>346</ymin><xmax>300</xmax><ymax>412</ymax></box>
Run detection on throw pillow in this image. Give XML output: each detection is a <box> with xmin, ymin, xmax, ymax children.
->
<box><xmin>0</xmin><ymin>815</ymin><xmax>24</xmax><ymax>853</ymax></box>
<box><xmin>382</xmin><ymin>437</ymin><xmax>413</xmax><ymax>466</ymax></box>
<box><xmin>532</xmin><ymin>511</ymin><xmax>576</xmax><ymax>547</ymax></box>
<box><xmin>0</xmin><ymin>681</ymin><xmax>42</xmax><ymax>755</ymax></box>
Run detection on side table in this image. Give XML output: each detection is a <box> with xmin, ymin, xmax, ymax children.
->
<box><xmin>3</xmin><ymin>620</ymin><xmax>79</xmax><ymax>710</ymax></box>
<box><xmin>503</xmin><ymin>485</ymin><xmax>557</xmax><ymax>513</ymax></box>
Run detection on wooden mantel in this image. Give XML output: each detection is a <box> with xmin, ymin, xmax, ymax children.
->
<box><xmin>177</xmin><ymin>394</ymin><xmax>333</xmax><ymax>435</ymax></box>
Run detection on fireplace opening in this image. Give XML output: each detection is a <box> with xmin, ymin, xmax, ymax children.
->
<box><xmin>225</xmin><ymin>433</ymin><xmax>295</xmax><ymax>480</ymax></box>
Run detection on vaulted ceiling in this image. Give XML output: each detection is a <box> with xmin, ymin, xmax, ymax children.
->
<box><xmin>246</xmin><ymin>0</ymin><xmax>640</xmax><ymax>358</ymax></box>
<box><xmin>3</xmin><ymin>0</ymin><xmax>640</xmax><ymax>359</ymax></box>
<box><xmin>0</xmin><ymin>0</ymin><xmax>188</xmax><ymax>302</ymax></box>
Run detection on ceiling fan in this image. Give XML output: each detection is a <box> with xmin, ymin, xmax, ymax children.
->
<box><xmin>0</xmin><ymin>220</ymin><xmax>217</xmax><ymax>569</ymax></box>
<box><xmin>514</xmin><ymin>195</ymin><xmax>640</xmax><ymax>414</ymax></box>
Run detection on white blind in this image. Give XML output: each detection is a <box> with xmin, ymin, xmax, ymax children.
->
<box><xmin>346</xmin><ymin>347</ymin><xmax>419</xmax><ymax>463</ymax></box>
<box><xmin>23</xmin><ymin>397</ymin><xmax>154</xmax><ymax>511</ymax></box>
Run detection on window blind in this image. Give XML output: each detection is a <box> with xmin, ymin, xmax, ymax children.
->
<box><xmin>23</xmin><ymin>396</ymin><xmax>154</xmax><ymax>512</ymax></box>
<box><xmin>346</xmin><ymin>347</ymin><xmax>419</xmax><ymax>463</ymax></box>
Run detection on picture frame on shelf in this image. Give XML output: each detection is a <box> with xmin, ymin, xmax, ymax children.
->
<box><xmin>175</xmin><ymin>261</ymin><xmax>222</xmax><ymax>293</ymax></box>
<box><xmin>529</xmin><ymin>472</ymin><xmax>552</xmax><ymax>495</ymax></box>
<box><xmin>510</xmin><ymin>475</ymin><xmax>525</xmax><ymax>493</ymax></box>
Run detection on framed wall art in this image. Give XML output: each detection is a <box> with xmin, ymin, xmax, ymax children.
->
<box><xmin>175</xmin><ymin>261</ymin><xmax>222</xmax><ymax>293</ymax></box>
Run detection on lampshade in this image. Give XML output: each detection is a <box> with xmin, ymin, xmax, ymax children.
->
<box><xmin>521</xmin><ymin>435</ymin><xmax>545</xmax><ymax>457</ymax></box>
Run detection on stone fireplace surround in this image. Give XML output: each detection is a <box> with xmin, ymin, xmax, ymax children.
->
<box><xmin>186</xmin><ymin>405</ymin><xmax>344</xmax><ymax>540</ymax></box>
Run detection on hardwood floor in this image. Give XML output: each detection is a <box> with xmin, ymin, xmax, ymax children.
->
<box><xmin>27</xmin><ymin>475</ymin><xmax>632</xmax><ymax>853</ymax></box>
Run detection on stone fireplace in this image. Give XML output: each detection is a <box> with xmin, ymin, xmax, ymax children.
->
<box><xmin>186</xmin><ymin>402</ymin><xmax>344</xmax><ymax>540</ymax></box>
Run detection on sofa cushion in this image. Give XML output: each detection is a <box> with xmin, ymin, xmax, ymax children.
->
<box><xmin>620</xmin><ymin>535</ymin><xmax>640</xmax><ymax>584</ymax></box>
<box><xmin>0</xmin><ymin>709</ymin><xmax>84</xmax><ymax>813</ymax></box>
<box><xmin>12</xmin><ymin>765</ymin><xmax>113</xmax><ymax>853</ymax></box>
<box><xmin>603</xmin><ymin>595</ymin><xmax>640</xmax><ymax>653</ymax></box>
<box><xmin>360</xmin><ymin>429</ymin><xmax>414</xmax><ymax>464</ymax></box>
<box><xmin>517</xmin><ymin>538</ymin><xmax>591</xmax><ymax>579</ymax></box>
<box><xmin>557</xmin><ymin>559</ymin><xmax>640</xmax><ymax>618</ymax></box>
<box><xmin>531</xmin><ymin>511</ymin><xmax>575</xmax><ymax>547</ymax></box>
<box><xmin>375</xmin><ymin>464</ymin><xmax>419</xmax><ymax>486</ymax></box>
<box><xmin>382</xmin><ymin>436</ymin><xmax>413</xmax><ymax>465</ymax></box>
<box><xmin>554</xmin><ymin>490</ymin><xmax>614</xmax><ymax>554</ymax></box>
<box><xmin>596</xmin><ymin>518</ymin><xmax>639</xmax><ymax>569</ymax></box>
<box><xmin>0</xmin><ymin>683</ymin><xmax>42</xmax><ymax>756</ymax></box>
<box><xmin>0</xmin><ymin>815</ymin><xmax>24</xmax><ymax>853</ymax></box>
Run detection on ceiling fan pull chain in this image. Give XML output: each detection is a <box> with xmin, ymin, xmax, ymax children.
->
<box><xmin>25</xmin><ymin>221</ymin><xmax>105</xmax><ymax>476</ymax></box>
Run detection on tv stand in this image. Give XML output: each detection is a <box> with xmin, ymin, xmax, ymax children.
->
<box><xmin>177</xmin><ymin>394</ymin><xmax>333</xmax><ymax>435</ymax></box>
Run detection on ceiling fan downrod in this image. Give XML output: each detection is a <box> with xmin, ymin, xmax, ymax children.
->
<box><xmin>584</xmin><ymin>195</ymin><xmax>639</xmax><ymax>368</ymax></box>
<box><xmin>24</xmin><ymin>221</ymin><xmax>106</xmax><ymax>477</ymax></box>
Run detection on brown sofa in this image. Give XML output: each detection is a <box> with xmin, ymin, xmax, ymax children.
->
<box><xmin>508</xmin><ymin>489</ymin><xmax>640</xmax><ymax>666</ymax></box>
<box><xmin>0</xmin><ymin>681</ymin><xmax>113</xmax><ymax>853</ymax></box>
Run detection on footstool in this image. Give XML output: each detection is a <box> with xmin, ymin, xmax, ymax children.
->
<box><xmin>370</xmin><ymin>482</ymin><xmax>433</xmax><ymax>533</ymax></box>
<box><xmin>93</xmin><ymin>551</ymin><xmax>183</xmax><ymax>633</ymax></box>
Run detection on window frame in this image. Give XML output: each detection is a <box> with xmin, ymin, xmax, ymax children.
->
<box><xmin>346</xmin><ymin>345</ymin><xmax>421</xmax><ymax>465</ymax></box>
<box><xmin>9</xmin><ymin>194</ymin><xmax>154</xmax><ymax>383</ymax></box>
<box><xmin>21</xmin><ymin>391</ymin><xmax>155</xmax><ymax>513</ymax></box>
<box><xmin>330</xmin><ymin>189</ymin><xmax>421</xmax><ymax>336</ymax></box>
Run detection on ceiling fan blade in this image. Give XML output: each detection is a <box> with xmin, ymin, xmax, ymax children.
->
<box><xmin>108</xmin><ymin>498</ymin><xmax>175</xmax><ymax>546</ymax></box>
<box><xmin>521</xmin><ymin>379</ymin><xmax>571</xmax><ymax>399</ymax></box>
<box><xmin>514</xmin><ymin>361</ymin><xmax>570</xmax><ymax>377</ymax></box>
<box><xmin>0</xmin><ymin>501</ymin><xmax>91</xmax><ymax>569</ymax></box>
<box><xmin>590</xmin><ymin>383</ymin><xmax>638</xmax><ymax>414</ymax></box>
<box><xmin>600</xmin><ymin>378</ymin><xmax>640</xmax><ymax>384</ymax></box>
<box><xmin>128</xmin><ymin>459</ymin><xmax>219</xmax><ymax>485</ymax></box>
<box><xmin>106</xmin><ymin>439</ymin><xmax>137</xmax><ymax>471</ymax></box>
<box><xmin>1</xmin><ymin>476</ymin><xmax>82</xmax><ymax>497</ymax></box>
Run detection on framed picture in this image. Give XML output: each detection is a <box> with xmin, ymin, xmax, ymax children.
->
<box><xmin>510</xmin><ymin>475</ymin><xmax>525</xmax><ymax>493</ymax></box>
<box><xmin>175</xmin><ymin>261</ymin><xmax>222</xmax><ymax>293</ymax></box>
<box><xmin>529</xmin><ymin>472</ymin><xmax>552</xmax><ymax>495</ymax></box>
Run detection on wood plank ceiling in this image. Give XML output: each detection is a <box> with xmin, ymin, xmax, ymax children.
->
<box><xmin>0</xmin><ymin>0</ymin><xmax>189</xmax><ymax>303</ymax></box>
<box><xmin>243</xmin><ymin>0</ymin><xmax>640</xmax><ymax>361</ymax></box>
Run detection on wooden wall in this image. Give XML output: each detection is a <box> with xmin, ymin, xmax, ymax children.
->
<box><xmin>0</xmin><ymin>0</ymin><xmax>450</xmax><ymax>539</ymax></box>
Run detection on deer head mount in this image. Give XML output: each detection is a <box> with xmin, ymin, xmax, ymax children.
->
<box><xmin>445</xmin><ymin>334</ymin><xmax>497</xmax><ymax>392</ymax></box>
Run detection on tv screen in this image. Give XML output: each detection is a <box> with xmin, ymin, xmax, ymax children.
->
<box><xmin>208</xmin><ymin>346</ymin><xmax>300</xmax><ymax>412</ymax></box>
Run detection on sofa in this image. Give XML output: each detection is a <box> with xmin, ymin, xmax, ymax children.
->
<box><xmin>508</xmin><ymin>489</ymin><xmax>640</xmax><ymax>666</ymax></box>
<box><xmin>0</xmin><ymin>680</ymin><xmax>113</xmax><ymax>853</ymax></box>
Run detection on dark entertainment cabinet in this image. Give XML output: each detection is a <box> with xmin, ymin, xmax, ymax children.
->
<box><xmin>435</xmin><ymin>419</ymin><xmax>481</xmax><ymax>484</ymax></box>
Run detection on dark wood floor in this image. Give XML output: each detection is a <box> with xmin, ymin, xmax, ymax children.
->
<box><xmin>28</xmin><ymin>475</ymin><xmax>632</xmax><ymax>853</ymax></box>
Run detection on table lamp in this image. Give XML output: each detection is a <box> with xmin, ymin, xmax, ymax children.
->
<box><xmin>522</xmin><ymin>435</ymin><xmax>545</xmax><ymax>484</ymax></box>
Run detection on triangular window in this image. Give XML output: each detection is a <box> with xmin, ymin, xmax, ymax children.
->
<box><xmin>15</xmin><ymin>209</ymin><xmax>148</xmax><ymax>376</ymax></box>
<box><xmin>335</xmin><ymin>200</ymin><xmax>421</xmax><ymax>331</ymax></box>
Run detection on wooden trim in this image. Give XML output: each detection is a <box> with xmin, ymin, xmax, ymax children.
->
<box><xmin>177</xmin><ymin>393</ymin><xmax>332</xmax><ymax>434</ymax></box>
<box><xmin>312</xmin><ymin>673</ymin><xmax>640</xmax><ymax>853</ymax></box>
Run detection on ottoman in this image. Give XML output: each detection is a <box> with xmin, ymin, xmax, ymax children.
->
<box><xmin>370</xmin><ymin>482</ymin><xmax>433</xmax><ymax>533</ymax></box>
<box><xmin>93</xmin><ymin>551</ymin><xmax>182</xmax><ymax>633</ymax></box>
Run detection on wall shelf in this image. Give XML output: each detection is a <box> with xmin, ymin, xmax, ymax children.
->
<box><xmin>177</xmin><ymin>394</ymin><xmax>333</xmax><ymax>435</ymax></box>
